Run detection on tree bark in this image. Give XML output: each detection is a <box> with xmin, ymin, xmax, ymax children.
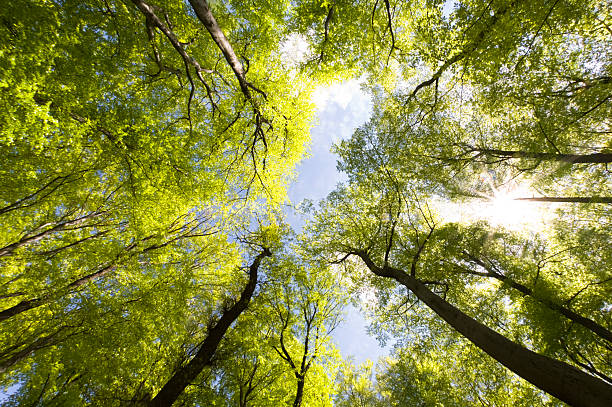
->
<box><xmin>473</xmin><ymin>148</ymin><xmax>612</xmax><ymax>164</ymax></box>
<box><xmin>460</xmin><ymin>255</ymin><xmax>612</xmax><ymax>344</ymax></box>
<box><xmin>0</xmin><ymin>298</ymin><xmax>44</xmax><ymax>323</ymax></box>
<box><xmin>0</xmin><ymin>211</ymin><xmax>105</xmax><ymax>258</ymax></box>
<box><xmin>187</xmin><ymin>0</ymin><xmax>252</xmax><ymax>100</ymax></box>
<box><xmin>148</xmin><ymin>248</ymin><xmax>271</xmax><ymax>407</ymax></box>
<box><xmin>355</xmin><ymin>251</ymin><xmax>612</xmax><ymax>407</ymax></box>
<box><xmin>515</xmin><ymin>196</ymin><xmax>612</xmax><ymax>204</ymax></box>
<box><xmin>293</xmin><ymin>376</ymin><xmax>305</xmax><ymax>407</ymax></box>
<box><xmin>0</xmin><ymin>327</ymin><xmax>64</xmax><ymax>373</ymax></box>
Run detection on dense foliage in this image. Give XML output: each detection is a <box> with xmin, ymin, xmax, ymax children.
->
<box><xmin>1</xmin><ymin>0</ymin><xmax>610</xmax><ymax>406</ymax></box>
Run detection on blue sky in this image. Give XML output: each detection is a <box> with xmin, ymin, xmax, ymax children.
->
<box><xmin>287</xmin><ymin>79</ymin><xmax>389</xmax><ymax>365</ymax></box>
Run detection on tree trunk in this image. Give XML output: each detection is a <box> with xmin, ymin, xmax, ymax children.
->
<box><xmin>0</xmin><ymin>328</ymin><xmax>64</xmax><ymax>373</ymax></box>
<box><xmin>356</xmin><ymin>251</ymin><xmax>612</xmax><ymax>407</ymax></box>
<box><xmin>293</xmin><ymin>376</ymin><xmax>305</xmax><ymax>407</ymax></box>
<box><xmin>474</xmin><ymin>148</ymin><xmax>612</xmax><ymax>164</ymax></box>
<box><xmin>187</xmin><ymin>0</ymin><xmax>252</xmax><ymax>99</ymax></box>
<box><xmin>0</xmin><ymin>298</ymin><xmax>44</xmax><ymax>323</ymax></box>
<box><xmin>515</xmin><ymin>196</ymin><xmax>612</xmax><ymax>204</ymax></box>
<box><xmin>148</xmin><ymin>249</ymin><xmax>271</xmax><ymax>407</ymax></box>
<box><xmin>460</xmin><ymin>255</ymin><xmax>612</xmax><ymax>344</ymax></box>
<box><xmin>0</xmin><ymin>211</ymin><xmax>104</xmax><ymax>257</ymax></box>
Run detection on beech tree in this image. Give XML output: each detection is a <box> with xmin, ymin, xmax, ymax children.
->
<box><xmin>1</xmin><ymin>0</ymin><xmax>323</xmax><ymax>404</ymax></box>
<box><xmin>302</xmin><ymin>3</ymin><xmax>611</xmax><ymax>401</ymax></box>
<box><xmin>266</xmin><ymin>259</ymin><xmax>344</xmax><ymax>407</ymax></box>
<box><xmin>199</xmin><ymin>259</ymin><xmax>343</xmax><ymax>407</ymax></box>
<box><xmin>307</xmin><ymin>180</ymin><xmax>612</xmax><ymax>406</ymax></box>
<box><xmin>1</xmin><ymin>0</ymin><xmax>610</xmax><ymax>405</ymax></box>
<box><xmin>147</xmin><ymin>246</ymin><xmax>272</xmax><ymax>407</ymax></box>
<box><xmin>309</xmin><ymin>0</ymin><xmax>612</xmax><ymax>202</ymax></box>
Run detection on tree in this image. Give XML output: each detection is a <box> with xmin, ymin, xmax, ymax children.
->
<box><xmin>333</xmin><ymin>334</ymin><xmax>553</xmax><ymax>406</ymax></box>
<box><xmin>424</xmin><ymin>221</ymin><xmax>612</xmax><ymax>385</ymax></box>
<box><xmin>1</xmin><ymin>0</ymin><xmax>323</xmax><ymax>403</ymax></box>
<box><xmin>148</xmin><ymin>247</ymin><xmax>271</xmax><ymax>407</ymax></box>
<box><xmin>266</xmin><ymin>258</ymin><xmax>344</xmax><ymax>407</ymax></box>
<box><xmin>300</xmin><ymin>4</ymin><xmax>611</xmax><ymax>401</ymax></box>
<box><xmin>455</xmin><ymin>237</ymin><xmax>612</xmax><ymax>345</ymax></box>
<box><xmin>315</xmin><ymin>0</ymin><xmax>611</xmax><ymax>203</ymax></box>
<box><xmin>2</xmin><ymin>0</ymin><xmax>611</xmax><ymax>405</ymax></box>
<box><xmin>334</xmin><ymin>360</ymin><xmax>383</xmax><ymax>407</ymax></box>
<box><xmin>1</xmin><ymin>0</ymin><xmax>317</xmax><ymax>318</ymax></box>
<box><xmin>205</xmin><ymin>318</ymin><xmax>292</xmax><ymax>406</ymax></box>
<box><xmin>307</xmin><ymin>180</ymin><xmax>612</xmax><ymax>406</ymax></box>
<box><xmin>376</xmin><ymin>340</ymin><xmax>552</xmax><ymax>406</ymax></box>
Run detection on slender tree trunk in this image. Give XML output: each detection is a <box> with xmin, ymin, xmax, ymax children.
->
<box><xmin>515</xmin><ymin>196</ymin><xmax>612</xmax><ymax>204</ymax></box>
<box><xmin>0</xmin><ymin>211</ymin><xmax>104</xmax><ymax>257</ymax></box>
<box><xmin>0</xmin><ymin>328</ymin><xmax>63</xmax><ymax>373</ymax></box>
<box><xmin>474</xmin><ymin>148</ymin><xmax>612</xmax><ymax>164</ymax></box>
<box><xmin>293</xmin><ymin>376</ymin><xmax>305</xmax><ymax>407</ymax></box>
<box><xmin>238</xmin><ymin>385</ymin><xmax>247</xmax><ymax>407</ymax></box>
<box><xmin>0</xmin><ymin>262</ymin><xmax>117</xmax><ymax>323</ymax></box>
<box><xmin>274</xmin><ymin>315</ymin><xmax>311</xmax><ymax>407</ymax></box>
<box><xmin>355</xmin><ymin>251</ymin><xmax>612</xmax><ymax>407</ymax></box>
<box><xmin>148</xmin><ymin>249</ymin><xmax>271</xmax><ymax>407</ymax></box>
<box><xmin>460</xmin><ymin>255</ymin><xmax>612</xmax><ymax>344</ymax></box>
<box><xmin>187</xmin><ymin>0</ymin><xmax>252</xmax><ymax>99</ymax></box>
<box><xmin>0</xmin><ymin>298</ymin><xmax>44</xmax><ymax>323</ymax></box>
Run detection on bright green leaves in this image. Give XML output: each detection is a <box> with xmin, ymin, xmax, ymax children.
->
<box><xmin>322</xmin><ymin>0</ymin><xmax>612</xmax><ymax>204</ymax></box>
<box><xmin>304</xmin><ymin>0</ymin><xmax>611</xmax><ymax>390</ymax></box>
<box><xmin>0</xmin><ymin>0</ymin><xmax>330</xmax><ymax>404</ymax></box>
<box><xmin>2</xmin><ymin>0</ymin><xmax>611</xmax><ymax>405</ymax></box>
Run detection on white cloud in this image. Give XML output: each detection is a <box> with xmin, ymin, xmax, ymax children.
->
<box><xmin>311</xmin><ymin>78</ymin><xmax>365</xmax><ymax>111</ymax></box>
<box><xmin>279</xmin><ymin>33</ymin><xmax>310</xmax><ymax>69</ymax></box>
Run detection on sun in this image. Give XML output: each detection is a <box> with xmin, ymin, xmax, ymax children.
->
<box><xmin>482</xmin><ymin>184</ymin><xmax>545</xmax><ymax>230</ymax></box>
<box><xmin>433</xmin><ymin>181</ymin><xmax>558</xmax><ymax>233</ymax></box>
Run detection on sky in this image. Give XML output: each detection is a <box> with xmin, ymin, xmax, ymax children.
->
<box><xmin>286</xmin><ymin>79</ymin><xmax>389</xmax><ymax>365</ymax></box>
<box><xmin>284</xmin><ymin>76</ymin><xmax>555</xmax><ymax>366</ymax></box>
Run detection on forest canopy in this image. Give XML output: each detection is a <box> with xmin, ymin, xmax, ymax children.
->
<box><xmin>0</xmin><ymin>0</ymin><xmax>610</xmax><ymax>406</ymax></box>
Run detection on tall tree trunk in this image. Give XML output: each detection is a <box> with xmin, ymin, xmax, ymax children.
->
<box><xmin>0</xmin><ymin>298</ymin><xmax>45</xmax><ymax>323</ymax></box>
<box><xmin>185</xmin><ymin>0</ymin><xmax>268</xmax><ymax>161</ymax></box>
<box><xmin>0</xmin><ymin>261</ymin><xmax>117</xmax><ymax>323</ymax></box>
<box><xmin>187</xmin><ymin>0</ymin><xmax>252</xmax><ymax>100</ymax></box>
<box><xmin>460</xmin><ymin>254</ymin><xmax>612</xmax><ymax>344</ymax></box>
<box><xmin>516</xmin><ymin>196</ymin><xmax>612</xmax><ymax>204</ymax></box>
<box><xmin>273</xmin><ymin>304</ymin><xmax>314</xmax><ymax>407</ymax></box>
<box><xmin>473</xmin><ymin>148</ymin><xmax>612</xmax><ymax>164</ymax></box>
<box><xmin>0</xmin><ymin>327</ymin><xmax>64</xmax><ymax>373</ymax></box>
<box><xmin>355</xmin><ymin>251</ymin><xmax>612</xmax><ymax>407</ymax></box>
<box><xmin>293</xmin><ymin>376</ymin><xmax>305</xmax><ymax>407</ymax></box>
<box><xmin>148</xmin><ymin>249</ymin><xmax>271</xmax><ymax>407</ymax></box>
